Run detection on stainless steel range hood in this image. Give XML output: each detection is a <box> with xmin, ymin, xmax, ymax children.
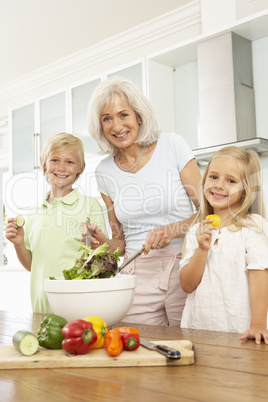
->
<box><xmin>193</xmin><ymin>137</ymin><xmax>268</xmax><ymax>165</ymax></box>
<box><xmin>196</xmin><ymin>31</ymin><xmax>259</xmax><ymax>161</ymax></box>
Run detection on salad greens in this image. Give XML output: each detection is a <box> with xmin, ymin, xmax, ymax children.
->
<box><xmin>62</xmin><ymin>243</ymin><xmax>121</xmax><ymax>280</ymax></box>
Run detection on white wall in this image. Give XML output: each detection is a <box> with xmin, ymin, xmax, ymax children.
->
<box><xmin>0</xmin><ymin>268</ymin><xmax>31</xmax><ymax>313</ymax></box>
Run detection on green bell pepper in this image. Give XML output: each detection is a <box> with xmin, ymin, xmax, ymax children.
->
<box><xmin>37</xmin><ymin>314</ymin><xmax>68</xmax><ymax>349</ymax></box>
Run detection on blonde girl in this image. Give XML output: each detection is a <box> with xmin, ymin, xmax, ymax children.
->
<box><xmin>179</xmin><ymin>146</ymin><xmax>268</xmax><ymax>344</ymax></box>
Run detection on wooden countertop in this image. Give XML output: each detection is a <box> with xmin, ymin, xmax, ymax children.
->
<box><xmin>0</xmin><ymin>310</ymin><xmax>268</xmax><ymax>401</ymax></box>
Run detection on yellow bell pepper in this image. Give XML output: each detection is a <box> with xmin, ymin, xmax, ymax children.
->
<box><xmin>83</xmin><ymin>316</ymin><xmax>107</xmax><ymax>349</ymax></box>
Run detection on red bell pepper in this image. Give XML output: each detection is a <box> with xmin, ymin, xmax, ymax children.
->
<box><xmin>121</xmin><ymin>333</ymin><xmax>140</xmax><ymax>351</ymax></box>
<box><xmin>61</xmin><ymin>319</ymin><xmax>97</xmax><ymax>355</ymax></box>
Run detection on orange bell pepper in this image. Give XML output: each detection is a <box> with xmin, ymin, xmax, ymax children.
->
<box><xmin>104</xmin><ymin>329</ymin><xmax>123</xmax><ymax>357</ymax></box>
<box><xmin>113</xmin><ymin>326</ymin><xmax>140</xmax><ymax>336</ymax></box>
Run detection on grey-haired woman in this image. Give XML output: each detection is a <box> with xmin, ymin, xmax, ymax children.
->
<box><xmin>85</xmin><ymin>76</ymin><xmax>201</xmax><ymax>326</ymax></box>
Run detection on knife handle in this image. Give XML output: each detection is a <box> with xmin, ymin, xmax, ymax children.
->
<box><xmin>155</xmin><ymin>344</ymin><xmax>181</xmax><ymax>360</ymax></box>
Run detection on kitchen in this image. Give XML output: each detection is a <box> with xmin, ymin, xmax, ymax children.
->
<box><xmin>0</xmin><ymin>1</ymin><xmax>268</xmax><ymax>399</ymax></box>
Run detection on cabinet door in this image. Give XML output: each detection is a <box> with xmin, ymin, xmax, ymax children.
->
<box><xmin>147</xmin><ymin>58</ymin><xmax>199</xmax><ymax>150</ymax></box>
<box><xmin>107</xmin><ymin>62</ymin><xmax>144</xmax><ymax>91</ymax></box>
<box><xmin>39</xmin><ymin>91</ymin><xmax>67</xmax><ymax>158</ymax></box>
<box><xmin>71</xmin><ymin>78</ymin><xmax>101</xmax><ymax>156</ymax></box>
<box><xmin>11</xmin><ymin>103</ymin><xmax>35</xmax><ymax>175</ymax></box>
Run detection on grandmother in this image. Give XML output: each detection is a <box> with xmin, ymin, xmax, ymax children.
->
<box><xmin>85</xmin><ymin>76</ymin><xmax>201</xmax><ymax>326</ymax></box>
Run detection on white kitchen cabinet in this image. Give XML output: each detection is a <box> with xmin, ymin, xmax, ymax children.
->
<box><xmin>146</xmin><ymin>20</ymin><xmax>268</xmax><ymax>157</ymax></box>
<box><xmin>11</xmin><ymin>103</ymin><xmax>36</xmax><ymax>174</ymax></box>
<box><xmin>147</xmin><ymin>50</ymin><xmax>199</xmax><ymax>150</ymax></box>
<box><xmin>10</xmin><ymin>89</ymin><xmax>68</xmax><ymax>175</ymax></box>
<box><xmin>11</xmin><ymin>60</ymin><xmax>146</xmax><ymax>173</ymax></box>
<box><xmin>71</xmin><ymin>77</ymin><xmax>102</xmax><ymax>157</ymax></box>
<box><xmin>107</xmin><ymin>60</ymin><xmax>145</xmax><ymax>92</ymax></box>
<box><xmin>39</xmin><ymin>91</ymin><xmax>68</xmax><ymax>151</ymax></box>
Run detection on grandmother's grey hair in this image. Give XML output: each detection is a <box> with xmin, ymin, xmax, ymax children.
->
<box><xmin>87</xmin><ymin>76</ymin><xmax>159</xmax><ymax>156</ymax></box>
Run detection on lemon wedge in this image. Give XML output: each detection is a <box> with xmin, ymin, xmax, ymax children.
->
<box><xmin>206</xmin><ymin>214</ymin><xmax>221</xmax><ymax>227</ymax></box>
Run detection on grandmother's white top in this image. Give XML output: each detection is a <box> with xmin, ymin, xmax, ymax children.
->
<box><xmin>95</xmin><ymin>133</ymin><xmax>195</xmax><ymax>254</ymax></box>
<box><xmin>179</xmin><ymin>214</ymin><xmax>268</xmax><ymax>333</ymax></box>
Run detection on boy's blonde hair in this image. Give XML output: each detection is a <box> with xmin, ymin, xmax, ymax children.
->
<box><xmin>40</xmin><ymin>133</ymin><xmax>85</xmax><ymax>182</ymax></box>
<box><xmin>197</xmin><ymin>146</ymin><xmax>266</xmax><ymax>229</ymax></box>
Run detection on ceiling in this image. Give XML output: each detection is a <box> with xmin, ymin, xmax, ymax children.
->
<box><xmin>0</xmin><ymin>0</ymin><xmax>184</xmax><ymax>86</ymax></box>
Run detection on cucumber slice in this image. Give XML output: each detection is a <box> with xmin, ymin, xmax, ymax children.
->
<box><xmin>13</xmin><ymin>330</ymin><xmax>39</xmax><ymax>356</ymax></box>
<box><xmin>15</xmin><ymin>215</ymin><xmax>25</xmax><ymax>227</ymax></box>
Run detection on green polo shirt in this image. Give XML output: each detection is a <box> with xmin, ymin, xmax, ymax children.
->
<box><xmin>24</xmin><ymin>188</ymin><xmax>107</xmax><ymax>314</ymax></box>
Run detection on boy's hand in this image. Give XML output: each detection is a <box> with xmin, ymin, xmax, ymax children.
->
<box><xmin>240</xmin><ymin>326</ymin><xmax>268</xmax><ymax>345</ymax></box>
<box><xmin>196</xmin><ymin>220</ymin><xmax>217</xmax><ymax>251</ymax></box>
<box><xmin>5</xmin><ymin>217</ymin><xmax>25</xmax><ymax>246</ymax></box>
<box><xmin>80</xmin><ymin>222</ymin><xmax>107</xmax><ymax>249</ymax></box>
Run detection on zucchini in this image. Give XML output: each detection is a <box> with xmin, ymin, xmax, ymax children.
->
<box><xmin>15</xmin><ymin>215</ymin><xmax>25</xmax><ymax>227</ymax></box>
<box><xmin>13</xmin><ymin>330</ymin><xmax>39</xmax><ymax>356</ymax></box>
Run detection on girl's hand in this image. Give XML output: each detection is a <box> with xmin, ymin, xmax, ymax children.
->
<box><xmin>196</xmin><ymin>220</ymin><xmax>217</xmax><ymax>251</ymax></box>
<box><xmin>240</xmin><ymin>326</ymin><xmax>268</xmax><ymax>345</ymax></box>
<box><xmin>143</xmin><ymin>226</ymin><xmax>172</xmax><ymax>255</ymax></box>
<box><xmin>80</xmin><ymin>223</ymin><xmax>108</xmax><ymax>250</ymax></box>
<box><xmin>5</xmin><ymin>217</ymin><xmax>24</xmax><ymax>246</ymax></box>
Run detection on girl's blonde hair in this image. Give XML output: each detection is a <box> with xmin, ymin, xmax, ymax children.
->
<box><xmin>88</xmin><ymin>76</ymin><xmax>159</xmax><ymax>156</ymax></box>
<box><xmin>40</xmin><ymin>133</ymin><xmax>85</xmax><ymax>182</ymax></box>
<box><xmin>197</xmin><ymin>146</ymin><xmax>266</xmax><ymax>229</ymax></box>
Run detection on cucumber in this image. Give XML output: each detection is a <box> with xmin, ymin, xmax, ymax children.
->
<box><xmin>15</xmin><ymin>215</ymin><xmax>25</xmax><ymax>227</ymax></box>
<box><xmin>13</xmin><ymin>330</ymin><xmax>39</xmax><ymax>356</ymax></box>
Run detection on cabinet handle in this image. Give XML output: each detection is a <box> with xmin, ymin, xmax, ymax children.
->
<box><xmin>33</xmin><ymin>133</ymin><xmax>40</xmax><ymax>169</ymax></box>
<box><xmin>32</xmin><ymin>133</ymin><xmax>36</xmax><ymax>169</ymax></box>
<box><xmin>35</xmin><ymin>133</ymin><xmax>40</xmax><ymax>169</ymax></box>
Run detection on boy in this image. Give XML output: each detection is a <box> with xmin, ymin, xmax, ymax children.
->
<box><xmin>5</xmin><ymin>133</ymin><xmax>107</xmax><ymax>313</ymax></box>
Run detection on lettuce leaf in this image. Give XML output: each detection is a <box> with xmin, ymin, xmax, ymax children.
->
<box><xmin>62</xmin><ymin>243</ymin><xmax>121</xmax><ymax>280</ymax></box>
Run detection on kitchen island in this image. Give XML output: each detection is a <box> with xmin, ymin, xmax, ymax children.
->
<box><xmin>0</xmin><ymin>310</ymin><xmax>267</xmax><ymax>401</ymax></box>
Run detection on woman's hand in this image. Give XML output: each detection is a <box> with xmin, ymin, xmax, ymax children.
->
<box><xmin>143</xmin><ymin>226</ymin><xmax>172</xmax><ymax>255</ymax></box>
<box><xmin>240</xmin><ymin>326</ymin><xmax>268</xmax><ymax>345</ymax></box>
<box><xmin>80</xmin><ymin>223</ymin><xmax>108</xmax><ymax>250</ymax></box>
<box><xmin>5</xmin><ymin>217</ymin><xmax>24</xmax><ymax>246</ymax></box>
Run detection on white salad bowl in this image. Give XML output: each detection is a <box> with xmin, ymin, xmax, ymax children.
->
<box><xmin>44</xmin><ymin>274</ymin><xmax>137</xmax><ymax>327</ymax></box>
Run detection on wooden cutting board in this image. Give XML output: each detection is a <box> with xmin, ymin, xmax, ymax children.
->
<box><xmin>0</xmin><ymin>340</ymin><xmax>195</xmax><ymax>369</ymax></box>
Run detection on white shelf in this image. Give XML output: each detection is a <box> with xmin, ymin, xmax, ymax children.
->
<box><xmin>148</xmin><ymin>9</ymin><xmax>268</xmax><ymax>69</ymax></box>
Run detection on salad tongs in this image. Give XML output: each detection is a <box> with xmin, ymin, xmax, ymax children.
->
<box><xmin>118</xmin><ymin>247</ymin><xmax>145</xmax><ymax>273</ymax></box>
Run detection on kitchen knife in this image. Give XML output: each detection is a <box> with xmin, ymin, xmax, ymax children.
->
<box><xmin>118</xmin><ymin>247</ymin><xmax>145</xmax><ymax>272</ymax></box>
<box><xmin>140</xmin><ymin>338</ymin><xmax>181</xmax><ymax>360</ymax></box>
<box><xmin>86</xmin><ymin>217</ymin><xmax>91</xmax><ymax>247</ymax></box>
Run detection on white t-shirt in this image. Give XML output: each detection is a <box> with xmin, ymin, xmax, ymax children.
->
<box><xmin>179</xmin><ymin>214</ymin><xmax>268</xmax><ymax>333</ymax></box>
<box><xmin>95</xmin><ymin>133</ymin><xmax>195</xmax><ymax>254</ymax></box>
